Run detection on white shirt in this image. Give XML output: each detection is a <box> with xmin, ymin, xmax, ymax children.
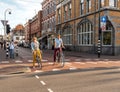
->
<box><xmin>10</xmin><ymin>42</ymin><xmax>14</xmax><ymax>49</ymax></box>
<box><xmin>54</xmin><ymin>38</ymin><xmax>63</xmax><ymax>48</ymax></box>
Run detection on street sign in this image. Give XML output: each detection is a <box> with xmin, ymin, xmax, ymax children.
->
<box><xmin>101</xmin><ymin>16</ymin><xmax>107</xmax><ymax>23</ymax></box>
<box><xmin>1</xmin><ymin>20</ymin><xmax>8</xmax><ymax>26</ymax></box>
<box><xmin>100</xmin><ymin>16</ymin><xmax>107</xmax><ymax>31</ymax></box>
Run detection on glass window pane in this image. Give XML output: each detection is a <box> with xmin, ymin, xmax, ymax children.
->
<box><xmin>103</xmin><ymin>31</ymin><xmax>111</xmax><ymax>45</ymax></box>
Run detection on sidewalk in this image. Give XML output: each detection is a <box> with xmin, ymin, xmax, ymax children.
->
<box><xmin>0</xmin><ymin>48</ymin><xmax>29</xmax><ymax>75</ymax></box>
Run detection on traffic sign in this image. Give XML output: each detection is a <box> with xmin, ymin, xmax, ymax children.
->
<box><xmin>101</xmin><ymin>16</ymin><xmax>107</xmax><ymax>23</ymax></box>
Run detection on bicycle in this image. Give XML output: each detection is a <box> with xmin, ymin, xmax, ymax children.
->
<box><xmin>36</xmin><ymin>52</ymin><xmax>42</xmax><ymax>69</ymax></box>
<box><xmin>56</xmin><ymin>48</ymin><xmax>65</xmax><ymax>67</ymax></box>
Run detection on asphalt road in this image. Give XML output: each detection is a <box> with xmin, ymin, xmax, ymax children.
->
<box><xmin>0</xmin><ymin>67</ymin><xmax>120</xmax><ymax>92</ymax></box>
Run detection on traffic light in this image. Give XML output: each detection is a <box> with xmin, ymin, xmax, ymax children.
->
<box><xmin>6</xmin><ymin>24</ymin><xmax>11</xmax><ymax>34</ymax></box>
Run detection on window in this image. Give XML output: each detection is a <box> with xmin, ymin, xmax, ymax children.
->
<box><xmin>109</xmin><ymin>0</ymin><xmax>117</xmax><ymax>7</ymax></box>
<box><xmin>58</xmin><ymin>8</ymin><xmax>61</xmax><ymax>23</ymax></box>
<box><xmin>87</xmin><ymin>0</ymin><xmax>91</xmax><ymax>13</ymax></box>
<box><xmin>64</xmin><ymin>5</ymin><xmax>67</xmax><ymax>21</ymax></box>
<box><xmin>62</xmin><ymin>26</ymin><xmax>72</xmax><ymax>45</ymax></box>
<box><xmin>102</xmin><ymin>31</ymin><xmax>112</xmax><ymax>45</ymax></box>
<box><xmin>101</xmin><ymin>0</ymin><xmax>105</xmax><ymax>8</ymax></box>
<box><xmin>80</xmin><ymin>0</ymin><xmax>84</xmax><ymax>15</ymax></box>
<box><xmin>77</xmin><ymin>22</ymin><xmax>93</xmax><ymax>45</ymax></box>
<box><xmin>68</xmin><ymin>3</ymin><xmax>72</xmax><ymax>19</ymax></box>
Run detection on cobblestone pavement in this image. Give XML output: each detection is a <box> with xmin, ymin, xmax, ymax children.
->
<box><xmin>0</xmin><ymin>47</ymin><xmax>120</xmax><ymax>75</ymax></box>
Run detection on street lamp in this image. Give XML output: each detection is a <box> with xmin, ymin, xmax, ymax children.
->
<box><xmin>4</xmin><ymin>8</ymin><xmax>12</xmax><ymax>41</ymax></box>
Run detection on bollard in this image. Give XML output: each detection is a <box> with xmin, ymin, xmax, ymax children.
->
<box><xmin>15</xmin><ymin>46</ymin><xmax>18</xmax><ymax>56</ymax></box>
<box><xmin>6</xmin><ymin>42</ymin><xmax>9</xmax><ymax>58</ymax></box>
<box><xmin>97</xmin><ymin>40</ymin><xmax>101</xmax><ymax>58</ymax></box>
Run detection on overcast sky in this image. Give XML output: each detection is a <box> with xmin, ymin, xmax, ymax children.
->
<box><xmin>0</xmin><ymin>0</ymin><xmax>42</xmax><ymax>35</ymax></box>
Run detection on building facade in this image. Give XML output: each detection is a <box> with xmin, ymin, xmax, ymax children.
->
<box><xmin>56</xmin><ymin>0</ymin><xmax>120</xmax><ymax>55</ymax></box>
<box><xmin>25</xmin><ymin>10</ymin><xmax>42</xmax><ymax>44</ymax></box>
<box><xmin>41</xmin><ymin>0</ymin><xmax>56</xmax><ymax>49</ymax></box>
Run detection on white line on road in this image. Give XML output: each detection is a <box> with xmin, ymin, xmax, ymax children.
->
<box><xmin>0</xmin><ymin>61</ymin><xmax>9</xmax><ymax>64</ymax></box>
<box><xmin>74</xmin><ymin>62</ymin><xmax>85</xmax><ymax>64</ymax></box>
<box><xmin>34</xmin><ymin>70</ymin><xmax>43</xmax><ymax>73</ymax></box>
<box><xmin>98</xmin><ymin>61</ymin><xmax>109</xmax><ymax>64</ymax></box>
<box><xmin>86</xmin><ymin>62</ymin><xmax>97</xmax><ymax>64</ymax></box>
<box><xmin>52</xmin><ymin>69</ymin><xmax>60</xmax><ymax>71</ymax></box>
<box><xmin>42</xmin><ymin>59</ymin><xmax>48</xmax><ymax>62</ymax></box>
<box><xmin>28</xmin><ymin>60</ymin><xmax>33</xmax><ymax>62</ymax></box>
<box><xmin>35</xmin><ymin>75</ymin><xmax>39</xmax><ymax>79</ymax></box>
<box><xmin>40</xmin><ymin>81</ymin><xmax>46</xmax><ymax>85</ymax></box>
<box><xmin>48</xmin><ymin>88</ymin><xmax>53</xmax><ymax>92</ymax></box>
<box><xmin>69</xmin><ymin>67</ymin><xmax>77</xmax><ymax>70</ymax></box>
<box><xmin>75</xmin><ymin>59</ymin><xmax>82</xmax><ymax>61</ymax></box>
<box><xmin>15</xmin><ymin>60</ymin><xmax>23</xmax><ymax>63</ymax></box>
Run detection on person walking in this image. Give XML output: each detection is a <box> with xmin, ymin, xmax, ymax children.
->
<box><xmin>31</xmin><ymin>37</ymin><xmax>42</xmax><ymax>69</ymax></box>
<box><xmin>9</xmin><ymin>40</ymin><xmax>15</xmax><ymax>59</ymax></box>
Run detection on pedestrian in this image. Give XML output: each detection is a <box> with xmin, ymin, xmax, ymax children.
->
<box><xmin>31</xmin><ymin>37</ymin><xmax>42</xmax><ymax>69</ymax></box>
<box><xmin>9</xmin><ymin>40</ymin><xmax>15</xmax><ymax>59</ymax></box>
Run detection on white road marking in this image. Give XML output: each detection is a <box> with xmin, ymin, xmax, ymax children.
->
<box><xmin>98</xmin><ymin>61</ymin><xmax>109</xmax><ymax>64</ymax></box>
<box><xmin>42</xmin><ymin>59</ymin><xmax>48</xmax><ymax>62</ymax></box>
<box><xmin>65</xmin><ymin>59</ymin><xmax>70</xmax><ymax>61</ymax></box>
<box><xmin>69</xmin><ymin>67</ymin><xmax>77</xmax><ymax>70</ymax></box>
<box><xmin>15</xmin><ymin>60</ymin><xmax>23</xmax><ymax>63</ymax></box>
<box><xmin>48</xmin><ymin>62</ymin><xmax>54</xmax><ymax>65</ymax></box>
<box><xmin>86</xmin><ymin>62</ymin><xmax>97</xmax><ymax>64</ymax></box>
<box><xmin>74</xmin><ymin>62</ymin><xmax>85</xmax><ymax>64</ymax></box>
<box><xmin>65</xmin><ymin>62</ymin><xmax>71</xmax><ymax>65</ymax></box>
<box><xmin>48</xmin><ymin>88</ymin><xmax>53</xmax><ymax>92</ymax></box>
<box><xmin>1</xmin><ymin>61</ymin><xmax>9</xmax><ymax>64</ymax></box>
<box><xmin>40</xmin><ymin>81</ymin><xmax>46</xmax><ymax>85</ymax></box>
<box><xmin>75</xmin><ymin>59</ymin><xmax>82</xmax><ymax>61</ymax></box>
<box><xmin>52</xmin><ymin>69</ymin><xmax>60</xmax><ymax>71</ymax></box>
<box><xmin>28</xmin><ymin>60</ymin><xmax>33</xmax><ymax>62</ymax></box>
<box><xmin>85</xmin><ymin>59</ymin><xmax>91</xmax><ymax>61</ymax></box>
<box><xmin>94</xmin><ymin>59</ymin><xmax>100</xmax><ymax>61</ymax></box>
<box><xmin>35</xmin><ymin>75</ymin><xmax>39</xmax><ymax>79</ymax></box>
<box><xmin>34</xmin><ymin>70</ymin><xmax>43</xmax><ymax>73</ymax></box>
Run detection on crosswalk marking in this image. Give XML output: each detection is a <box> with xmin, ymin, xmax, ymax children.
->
<box><xmin>34</xmin><ymin>70</ymin><xmax>43</xmax><ymax>73</ymax></box>
<box><xmin>1</xmin><ymin>61</ymin><xmax>9</xmax><ymax>64</ymax></box>
<box><xmin>69</xmin><ymin>67</ymin><xmax>77</xmax><ymax>70</ymax></box>
<box><xmin>15</xmin><ymin>60</ymin><xmax>23</xmax><ymax>63</ymax></box>
<box><xmin>86</xmin><ymin>62</ymin><xmax>97</xmax><ymax>64</ymax></box>
<box><xmin>28</xmin><ymin>60</ymin><xmax>33</xmax><ymax>62</ymax></box>
<box><xmin>52</xmin><ymin>69</ymin><xmax>60</xmax><ymax>71</ymax></box>
<box><xmin>74</xmin><ymin>62</ymin><xmax>85</xmax><ymax>64</ymax></box>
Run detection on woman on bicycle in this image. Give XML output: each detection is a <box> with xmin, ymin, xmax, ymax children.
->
<box><xmin>53</xmin><ymin>34</ymin><xmax>64</xmax><ymax>65</ymax></box>
<box><xmin>31</xmin><ymin>37</ymin><xmax>42</xmax><ymax>69</ymax></box>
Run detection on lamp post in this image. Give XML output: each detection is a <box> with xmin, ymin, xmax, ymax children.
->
<box><xmin>4</xmin><ymin>8</ymin><xmax>12</xmax><ymax>41</ymax></box>
<box><xmin>3</xmin><ymin>8</ymin><xmax>12</xmax><ymax>50</ymax></box>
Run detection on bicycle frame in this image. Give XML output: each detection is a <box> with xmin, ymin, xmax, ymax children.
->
<box><xmin>56</xmin><ymin>48</ymin><xmax>65</xmax><ymax>67</ymax></box>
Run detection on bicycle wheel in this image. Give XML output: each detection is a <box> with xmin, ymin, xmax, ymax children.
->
<box><xmin>36</xmin><ymin>56</ymin><xmax>42</xmax><ymax>69</ymax></box>
<box><xmin>60</xmin><ymin>52</ymin><xmax>65</xmax><ymax>67</ymax></box>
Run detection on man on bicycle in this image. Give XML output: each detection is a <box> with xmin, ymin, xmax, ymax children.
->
<box><xmin>31</xmin><ymin>37</ymin><xmax>42</xmax><ymax>69</ymax></box>
<box><xmin>53</xmin><ymin>34</ymin><xmax>64</xmax><ymax>65</ymax></box>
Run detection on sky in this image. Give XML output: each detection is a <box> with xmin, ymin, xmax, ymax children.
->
<box><xmin>0</xmin><ymin>0</ymin><xmax>43</xmax><ymax>35</ymax></box>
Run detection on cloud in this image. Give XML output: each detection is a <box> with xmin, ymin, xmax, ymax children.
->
<box><xmin>0</xmin><ymin>0</ymin><xmax>42</xmax><ymax>35</ymax></box>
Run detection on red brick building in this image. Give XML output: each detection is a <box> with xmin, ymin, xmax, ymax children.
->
<box><xmin>41</xmin><ymin>0</ymin><xmax>56</xmax><ymax>49</ymax></box>
<box><xmin>25</xmin><ymin>10</ymin><xmax>42</xmax><ymax>43</ymax></box>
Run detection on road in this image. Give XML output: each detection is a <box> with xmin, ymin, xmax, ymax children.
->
<box><xmin>0</xmin><ymin>67</ymin><xmax>120</xmax><ymax>92</ymax></box>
